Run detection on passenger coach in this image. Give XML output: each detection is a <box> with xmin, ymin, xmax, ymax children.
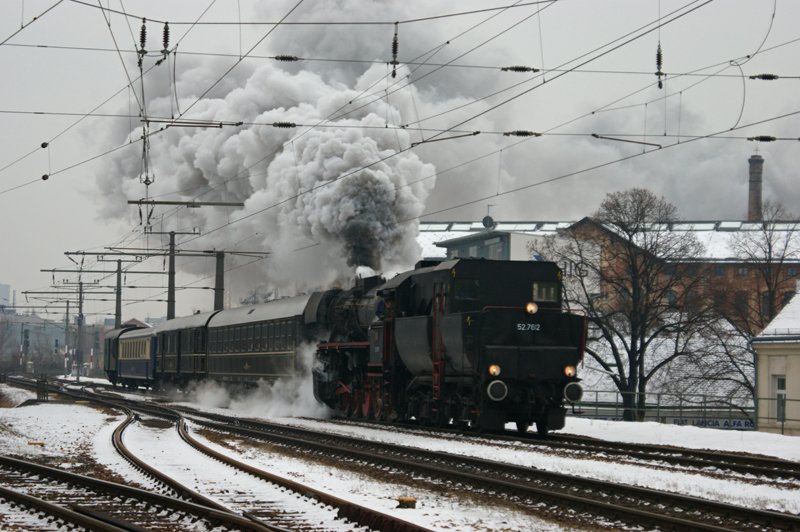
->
<box><xmin>117</xmin><ymin>327</ymin><xmax>157</xmax><ymax>388</ymax></box>
<box><xmin>205</xmin><ymin>295</ymin><xmax>313</xmax><ymax>383</ymax></box>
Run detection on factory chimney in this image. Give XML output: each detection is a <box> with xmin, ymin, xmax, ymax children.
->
<box><xmin>747</xmin><ymin>154</ymin><xmax>763</xmax><ymax>222</ymax></box>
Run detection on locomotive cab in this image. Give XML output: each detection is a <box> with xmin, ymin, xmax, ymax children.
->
<box><xmin>388</xmin><ymin>259</ymin><xmax>586</xmax><ymax>433</ymax></box>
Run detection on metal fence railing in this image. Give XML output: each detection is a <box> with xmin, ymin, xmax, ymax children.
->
<box><xmin>756</xmin><ymin>396</ymin><xmax>799</xmax><ymax>435</ymax></box>
<box><xmin>571</xmin><ymin>390</ymin><xmax>800</xmax><ymax>432</ymax></box>
<box><xmin>571</xmin><ymin>390</ymin><xmax>757</xmax><ymax>430</ymax></box>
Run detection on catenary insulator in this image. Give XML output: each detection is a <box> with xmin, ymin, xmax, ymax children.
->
<box><xmin>162</xmin><ymin>22</ymin><xmax>170</xmax><ymax>54</ymax></box>
<box><xmin>656</xmin><ymin>43</ymin><xmax>663</xmax><ymax>71</ymax></box>
<box><xmin>747</xmin><ymin>136</ymin><xmax>776</xmax><ymax>142</ymax></box>
<box><xmin>41</xmin><ymin>174</ymin><xmax>49</xmax><ymax>181</ymax></box>
<box><xmin>275</xmin><ymin>55</ymin><xmax>300</xmax><ymax>62</ymax></box>
<box><xmin>501</xmin><ymin>66</ymin><xmax>539</xmax><ymax>72</ymax></box>
<box><xmin>41</xmin><ymin>142</ymin><xmax>48</xmax><ymax>148</ymax></box>
<box><xmin>139</xmin><ymin>18</ymin><xmax>147</xmax><ymax>54</ymax></box>
<box><xmin>272</xmin><ymin>122</ymin><xmax>297</xmax><ymax>128</ymax></box>
<box><xmin>749</xmin><ymin>73</ymin><xmax>779</xmax><ymax>80</ymax></box>
<box><xmin>655</xmin><ymin>43</ymin><xmax>664</xmax><ymax>89</ymax></box>
<box><xmin>391</xmin><ymin>22</ymin><xmax>399</xmax><ymax>78</ymax></box>
<box><xmin>503</xmin><ymin>130</ymin><xmax>541</xmax><ymax>137</ymax></box>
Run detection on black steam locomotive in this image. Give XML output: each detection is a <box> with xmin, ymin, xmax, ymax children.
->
<box><xmin>105</xmin><ymin>259</ymin><xmax>586</xmax><ymax>434</ymax></box>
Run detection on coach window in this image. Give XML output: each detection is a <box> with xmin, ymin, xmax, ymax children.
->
<box><xmin>261</xmin><ymin>324</ymin><xmax>268</xmax><ymax>350</ymax></box>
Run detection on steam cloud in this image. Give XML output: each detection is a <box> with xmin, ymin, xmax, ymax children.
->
<box><xmin>175</xmin><ymin>343</ymin><xmax>330</xmax><ymax>419</ymax></box>
<box><xmin>96</xmin><ymin>59</ymin><xmax>438</xmax><ymax>296</ymax></box>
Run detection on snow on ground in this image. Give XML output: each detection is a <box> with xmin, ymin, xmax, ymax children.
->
<box><xmin>2</xmin><ymin>381</ymin><xmax>800</xmax><ymax>530</ymax></box>
<box><xmin>563</xmin><ymin>417</ymin><xmax>800</xmax><ymax>461</ymax></box>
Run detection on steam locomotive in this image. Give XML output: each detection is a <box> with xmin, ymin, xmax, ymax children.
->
<box><xmin>105</xmin><ymin>259</ymin><xmax>587</xmax><ymax>434</ymax></box>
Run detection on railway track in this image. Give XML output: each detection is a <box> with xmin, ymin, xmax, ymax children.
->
<box><xmin>8</xmin><ymin>377</ymin><xmax>800</xmax><ymax>530</ymax></box>
<box><xmin>68</xmin><ymin>379</ymin><xmax>800</xmax><ymax>483</ymax></box>
<box><xmin>0</xmin><ymin>453</ymin><xmax>267</xmax><ymax>531</ymax></box>
<box><xmin>548</xmin><ymin>432</ymin><xmax>800</xmax><ymax>481</ymax></box>
<box><xmin>169</xmin><ymin>407</ymin><xmax>800</xmax><ymax>531</ymax></box>
<box><xmin>317</xmin><ymin>415</ymin><xmax>800</xmax><ymax>483</ymax></box>
<box><xmin>50</xmin><ymin>382</ymin><xmax>431</xmax><ymax>532</ymax></box>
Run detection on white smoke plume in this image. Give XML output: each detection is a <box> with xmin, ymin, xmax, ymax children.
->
<box><xmin>176</xmin><ymin>343</ymin><xmax>330</xmax><ymax>419</ymax></box>
<box><xmin>96</xmin><ymin>58</ymin><xmax>439</xmax><ymax>296</ymax></box>
<box><xmin>90</xmin><ymin>0</ymin><xmax>799</xmax><ymax>306</ymax></box>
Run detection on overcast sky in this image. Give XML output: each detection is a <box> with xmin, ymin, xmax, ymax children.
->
<box><xmin>0</xmin><ymin>0</ymin><xmax>798</xmax><ymax>322</ymax></box>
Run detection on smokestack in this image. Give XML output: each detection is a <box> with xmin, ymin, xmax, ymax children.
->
<box><xmin>748</xmin><ymin>154</ymin><xmax>763</xmax><ymax>222</ymax></box>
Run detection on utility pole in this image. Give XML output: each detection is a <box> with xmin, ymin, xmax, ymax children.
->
<box><xmin>214</xmin><ymin>252</ymin><xmax>225</xmax><ymax>311</ymax></box>
<box><xmin>168</xmin><ymin>231</ymin><xmax>176</xmax><ymax>319</ymax></box>
<box><xmin>64</xmin><ymin>301</ymin><xmax>69</xmax><ymax>377</ymax></box>
<box><xmin>115</xmin><ymin>260</ymin><xmax>122</xmax><ymax>328</ymax></box>
<box><xmin>77</xmin><ymin>281</ymin><xmax>84</xmax><ymax>383</ymax></box>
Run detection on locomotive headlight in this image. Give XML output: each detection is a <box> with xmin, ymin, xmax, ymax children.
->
<box><xmin>564</xmin><ymin>365</ymin><xmax>577</xmax><ymax>378</ymax></box>
<box><xmin>525</xmin><ymin>302</ymin><xmax>538</xmax><ymax>315</ymax></box>
<box><xmin>488</xmin><ymin>364</ymin><xmax>502</xmax><ymax>377</ymax></box>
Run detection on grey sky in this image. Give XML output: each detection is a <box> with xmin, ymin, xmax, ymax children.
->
<box><xmin>0</xmin><ymin>0</ymin><xmax>797</xmax><ymax>321</ymax></box>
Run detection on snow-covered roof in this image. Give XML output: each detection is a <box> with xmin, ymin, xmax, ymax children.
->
<box><xmin>755</xmin><ymin>294</ymin><xmax>800</xmax><ymax>339</ymax></box>
<box><xmin>418</xmin><ymin>220</ymin><xmax>800</xmax><ymax>262</ymax></box>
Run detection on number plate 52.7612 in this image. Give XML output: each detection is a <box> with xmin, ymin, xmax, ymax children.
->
<box><xmin>516</xmin><ymin>323</ymin><xmax>541</xmax><ymax>331</ymax></box>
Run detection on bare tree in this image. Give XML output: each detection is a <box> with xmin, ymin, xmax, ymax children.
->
<box><xmin>727</xmin><ymin>201</ymin><xmax>800</xmax><ymax>332</ymax></box>
<box><xmin>675</xmin><ymin>201</ymin><xmax>800</xmax><ymax>417</ymax></box>
<box><xmin>531</xmin><ymin>188</ymin><xmax>712</xmax><ymax>421</ymax></box>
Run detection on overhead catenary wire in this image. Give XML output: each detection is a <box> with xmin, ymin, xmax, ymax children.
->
<box><xmin>4</xmin><ymin>1</ymin><xmax>792</xmax><ymax>316</ymax></box>
<box><xmin>66</xmin><ymin>0</ymin><xmax>557</xmax><ymax>26</ymax></box>
<box><xmin>410</xmin><ymin>108</ymin><xmax>800</xmax><ymax>222</ymax></box>
<box><xmin>0</xmin><ymin>0</ymin><xmax>789</xmax><ymax>195</ymax></box>
<box><xmin>82</xmin><ymin>0</ymin><xmax>727</xmax><ymax>243</ymax></box>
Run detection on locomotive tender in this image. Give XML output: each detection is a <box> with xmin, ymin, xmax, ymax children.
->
<box><xmin>105</xmin><ymin>259</ymin><xmax>586</xmax><ymax>434</ymax></box>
